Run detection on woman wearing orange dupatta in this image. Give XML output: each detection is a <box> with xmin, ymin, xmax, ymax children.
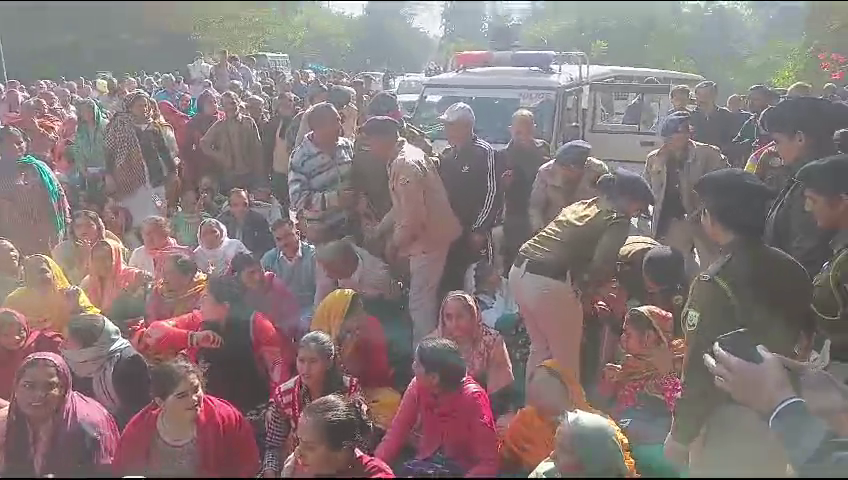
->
<box><xmin>500</xmin><ymin>359</ymin><xmax>621</xmax><ymax>475</ymax></box>
<box><xmin>80</xmin><ymin>240</ymin><xmax>151</xmax><ymax>332</ymax></box>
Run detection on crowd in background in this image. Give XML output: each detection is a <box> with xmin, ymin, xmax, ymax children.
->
<box><xmin>0</xmin><ymin>46</ymin><xmax>846</xmax><ymax>478</ymax></box>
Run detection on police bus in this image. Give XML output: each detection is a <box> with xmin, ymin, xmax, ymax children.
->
<box><xmin>411</xmin><ymin>50</ymin><xmax>704</xmax><ymax>169</ymax></box>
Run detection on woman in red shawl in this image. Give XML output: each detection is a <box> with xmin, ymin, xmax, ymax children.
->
<box><xmin>182</xmin><ymin>90</ymin><xmax>222</xmax><ymax>189</ymax></box>
<box><xmin>157</xmin><ymin>100</ymin><xmax>190</xmax><ymax>161</ymax></box>
<box><xmin>0</xmin><ymin>309</ymin><xmax>62</xmax><ymax>401</ymax></box>
<box><xmin>113</xmin><ymin>358</ymin><xmax>260</xmax><ymax>477</ymax></box>
<box><xmin>1</xmin><ymin>352</ymin><xmax>119</xmax><ymax>477</ymax></box>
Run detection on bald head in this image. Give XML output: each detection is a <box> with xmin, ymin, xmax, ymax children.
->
<box><xmin>511</xmin><ymin>108</ymin><xmax>537</xmax><ymax>146</ymax></box>
<box><xmin>315</xmin><ymin>239</ymin><xmax>358</xmax><ymax>280</ymax></box>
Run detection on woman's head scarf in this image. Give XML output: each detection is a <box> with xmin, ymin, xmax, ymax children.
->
<box><xmin>310</xmin><ymin>288</ymin><xmax>356</xmax><ymax>340</ymax></box>
<box><xmin>61</xmin><ymin>314</ymin><xmax>132</xmax><ymax>413</ymax></box>
<box><xmin>4</xmin><ymin>352</ymin><xmax>118</xmax><ymax>476</ymax></box>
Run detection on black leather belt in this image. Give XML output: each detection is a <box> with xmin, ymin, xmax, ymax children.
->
<box><xmin>514</xmin><ymin>254</ymin><xmax>569</xmax><ymax>282</ymax></box>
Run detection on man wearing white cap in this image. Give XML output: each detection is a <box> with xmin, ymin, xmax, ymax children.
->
<box><xmin>437</xmin><ymin>102</ymin><xmax>499</xmax><ymax>294</ymax></box>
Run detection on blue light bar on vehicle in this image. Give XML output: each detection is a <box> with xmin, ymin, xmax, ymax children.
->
<box><xmin>452</xmin><ymin>50</ymin><xmax>557</xmax><ymax>70</ymax></box>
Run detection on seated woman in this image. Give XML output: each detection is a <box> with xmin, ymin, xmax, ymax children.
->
<box><xmin>529</xmin><ymin>409</ymin><xmax>638</xmax><ymax>478</ymax></box>
<box><xmin>145</xmin><ymin>253</ymin><xmax>207</xmax><ymax>323</ymax></box>
<box><xmin>1</xmin><ymin>352</ymin><xmax>120</xmax><ymax>477</ymax></box>
<box><xmin>194</xmin><ymin>218</ymin><xmax>250</xmax><ymax>277</ymax></box>
<box><xmin>0</xmin><ymin>239</ymin><xmax>21</xmax><ymax>301</ymax></box>
<box><xmin>229</xmin><ymin>252</ymin><xmax>301</xmax><ymax>344</ymax></box>
<box><xmin>81</xmin><ymin>239</ymin><xmax>151</xmax><ymax>332</ymax></box>
<box><xmin>0</xmin><ymin>309</ymin><xmax>62</xmax><ymax>400</ymax></box>
<box><xmin>375</xmin><ymin>338</ymin><xmax>499</xmax><ymax>477</ymax></box>
<box><xmin>113</xmin><ymin>358</ymin><xmax>260</xmax><ymax>477</ymax></box>
<box><xmin>311</xmin><ymin>288</ymin><xmax>402</xmax><ymax>431</ymax></box>
<box><xmin>282</xmin><ymin>394</ymin><xmax>394</xmax><ymax>478</ymax></box>
<box><xmin>145</xmin><ymin>253</ymin><xmax>207</xmax><ymax>324</ymax></box>
<box><xmin>128</xmin><ymin>216</ymin><xmax>193</xmax><ymax>280</ymax></box>
<box><xmin>3</xmin><ymin>254</ymin><xmax>98</xmax><ymax>332</ymax></box>
<box><xmin>500</xmin><ymin>359</ymin><xmax>603</xmax><ymax>476</ymax></box>
<box><xmin>598</xmin><ymin>306</ymin><xmax>684</xmax><ymax>477</ymax></box>
<box><xmin>136</xmin><ymin>276</ymin><xmax>289</xmax><ymax>423</ymax></box>
<box><xmin>262</xmin><ymin>331</ymin><xmax>361</xmax><ymax>478</ymax></box>
<box><xmin>61</xmin><ymin>313</ymin><xmax>151</xmax><ymax>429</ymax></box>
<box><xmin>425</xmin><ymin>291</ymin><xmax>514</xmax><ymax>416</ymax></box>
<box><xmin>51</xmin><ymin>210</ymin><xmax>125</xmax><ymax>286</ymax></box>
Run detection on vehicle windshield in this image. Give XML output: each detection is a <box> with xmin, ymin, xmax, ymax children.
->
<box><xmin>397</xmin><ymin>78</ymin><xmax>423</xmax><ymax>95</ymax></box>
<box><xmin>412</xmin><ymin>89</ymin><xmax>556</xmax><ymax>145</ymax></box>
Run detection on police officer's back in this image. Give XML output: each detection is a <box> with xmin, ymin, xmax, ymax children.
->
<box><xmin>669</xmin><ymin>169</ymin><xmax>812</xmax><ymax>476</ymax></box>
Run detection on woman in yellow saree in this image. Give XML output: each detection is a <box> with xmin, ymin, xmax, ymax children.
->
<box><xmin>311</xmin><ymin>288</ymin><xmax>401</xmax><ymax>431</ymax></box>
<box><xmin>3</xmin><ymin>254</ymin><xmax>98</xmax><ymax>332</ymax></box>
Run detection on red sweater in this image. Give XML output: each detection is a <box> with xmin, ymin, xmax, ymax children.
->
<box><xmin>375</xmin><ymin>377</ymin><xmax>498</xmax><ymax>477</ymax></box>
<box><xmin>139</xmin><ymin>310</ymin><xmax>291</xmax><ymax>391</ymax></box>
<box><xmin>113</xmin><ymin>395</ymin><xmax>259</xmax><ymax>477</ymax></box>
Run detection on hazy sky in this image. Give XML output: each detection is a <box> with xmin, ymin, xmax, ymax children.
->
<box><xmin>329</xmin><ymin>1</ymin><xmax>444</xmax><ymax>35</ymax></box>
<box><xmin>329</xmin><ymin>1</ymin><xmax>535</xmax><ymax>37</ymax></box>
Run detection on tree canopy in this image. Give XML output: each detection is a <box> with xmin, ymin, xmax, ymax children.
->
<box><xmin>0</xmin><ymin>0</ymin><xmax>845</xmax><ymax>94</ymax></box>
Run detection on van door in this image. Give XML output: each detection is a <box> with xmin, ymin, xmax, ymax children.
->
<box><xmin>584</xmin><ymin>82</ymin><xmax>672</xmax><ymax>171</ymax></box>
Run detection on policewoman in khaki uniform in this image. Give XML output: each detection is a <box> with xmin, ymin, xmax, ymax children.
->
<box><xmin>509</xmin><ymin>169</ymin><xmax>654</xmax><ymax>383</ymax></box>
<box><xmin>795</xmin><ymin>154</ymin><xmax>848</xmax><ymax>380</ymax></box>
<box><xmin>664</xmin><ymin>169</ymin><xmax>813</xmax><ymax>477</ymax></box>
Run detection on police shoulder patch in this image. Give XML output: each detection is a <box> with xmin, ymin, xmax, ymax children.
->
<box><xmin>399</xmin><ymin>176</ymin><xmax>410</xmax><ymax>185</ymax></box>
<box><xmin>684</xmin><ymin>309</ymin><xmax>700</xmax><ymax>331</ymax></box>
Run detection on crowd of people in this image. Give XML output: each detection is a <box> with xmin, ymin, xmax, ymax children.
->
<box><xmin>0</xmin><ymin>46</ymin><xmax>847</xmax><ymax>477</ymax></box>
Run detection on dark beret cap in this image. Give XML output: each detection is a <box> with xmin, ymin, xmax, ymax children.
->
<box><xmin>554</xmin><ymin>140</ymin><xmax>592</xmax><ymax>166</ymax></box>
<box><xmin>694</xmin><ymin>168</ymin><xmax>773</xmax><ymax>207</ymax></box>
<box><xmin>359</xmin><ymin>116</ymin><xmax>401</xmax><ymax>137</ymax></box>
<box><xmin>599</xmin><ymin>169</ymin><xmax>655</xmax><ymax>206</ymax></box>
<box><xmin>660</xmin><ymin>111</ymin><xmax>691</xmax><ymax>138</ymax></box>
<box><xmin>796</xmin><ymin>154</ymin><xmax>848</xmax><ymax>196</ymax></box>
<box><xmin>367</xmin><ymin>91</ymin><xmax>401</xmax><ymax>117</ymax></box>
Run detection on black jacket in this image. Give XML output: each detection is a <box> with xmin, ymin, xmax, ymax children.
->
<box><xmin>438</xmin><ymin>135</ymin><xmax>499</xmax><ymax>234</ymax></box>
<box><xmin>217</xmin><ymin>209</ymin><xmax>274</xmax><ymax>258</ymax></box>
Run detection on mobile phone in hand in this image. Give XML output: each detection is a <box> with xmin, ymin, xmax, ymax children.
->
<box><xmin>716</xmin><ymin>328</ymin><xmax>764</xmax><ymax>364</ymax></box>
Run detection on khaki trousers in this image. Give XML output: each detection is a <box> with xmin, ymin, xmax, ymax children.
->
<box><xmin>688</xmin><ymin>403</ymin><xmax>792</xmax><ymax>477</ymax></box>
<box><xmin>409</xmin><ymin>245</ymin><xmax>450</xmax><ymax>344</ymax></box>
<box><xmin>509</xmin><ymin>259</ymin><xmax>583</xmax><ymax>384</ymax></box>
<box><xmin>662</xmin><ymin>217</ymin><xmax>719</xmax><ymax>279</ymax></box>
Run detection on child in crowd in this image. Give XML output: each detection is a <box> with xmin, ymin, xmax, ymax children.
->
<box><xmin>169</xmin><ymin>188</ymin><xmax>210</xmax><ymax>248</ymax></box>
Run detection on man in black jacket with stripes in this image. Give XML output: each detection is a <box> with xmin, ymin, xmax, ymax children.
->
<box><xmin>437</xmin><ymin>102</ymin><xmax>499</xmax><ymax>295</ymax></box>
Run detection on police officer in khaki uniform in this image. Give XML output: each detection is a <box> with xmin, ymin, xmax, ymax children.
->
<box><xmin>665</xmin><ymin>169</ymin><xmax>813</xmax><ymax>477</ymax></box>
<box><xmin>510</xmin><ymin>169</ymin><xmax>654</xmax><ymax>383</ymax></box>
<box><xmin>795</xmin><ymin>154</ymin><xmax>848</xmax><ymax>379</ymax></box>
<box><xmin>351</xmin><ymin>92</ymin><xmax>433</xmax><ymax>236</ymax></box>
<box><xmin>528</xmin><ymin>140</ymin><xmax>609</xmax><ymax>233</ymax></box>
<box><xmin>644</xmin><ymin>111</ymin><xmax>728</xmax><ymax>278</ymax></box>
<box><xmin>364</xmin><ymin>116</ymin><xmax>462</xmax><ymax>343</ymax></box>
